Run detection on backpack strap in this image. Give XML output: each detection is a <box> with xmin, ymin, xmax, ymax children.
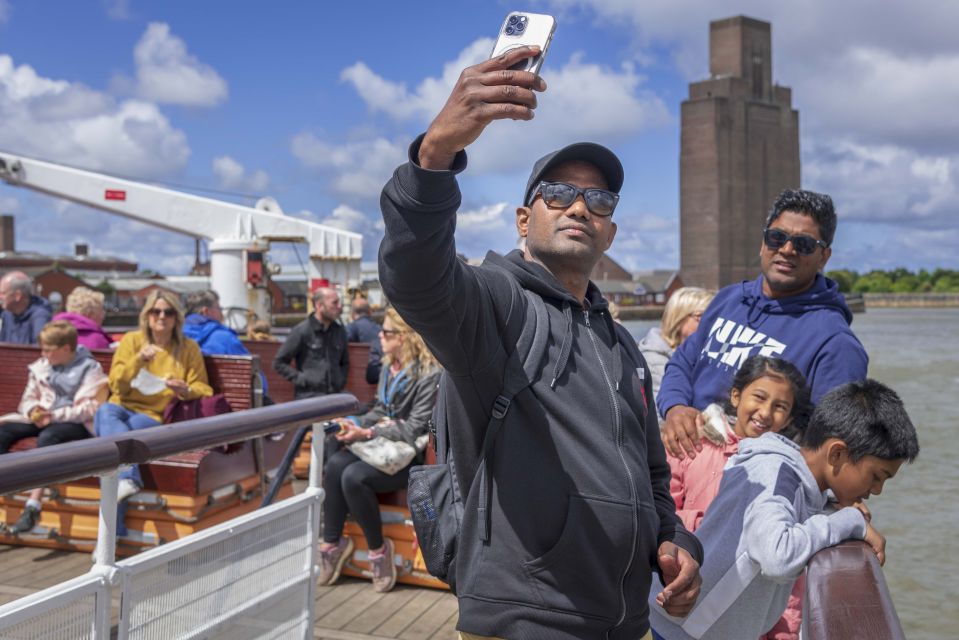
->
<box><xmin>476</xmin><ymin>288</ymin><xmax>551</xmax><ymax>542</ymax></box>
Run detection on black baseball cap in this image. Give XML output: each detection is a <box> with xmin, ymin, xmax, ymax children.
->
<box><xmin>524</xmin><ymin>142</ymin><xmax>624</xmax><ymax>206</ymax></box>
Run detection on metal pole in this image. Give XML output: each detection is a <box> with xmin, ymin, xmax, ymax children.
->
<box><xmin>259</xmin><ymin>425</ymin><xmax>310</xmax><ymax>508</ymax></box>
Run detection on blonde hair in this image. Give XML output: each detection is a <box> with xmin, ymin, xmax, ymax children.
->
<box><xmin>660</xmin><ymin>287</ymin><xmax>715</xmax><ymax>349</ymax></box>
<box><xmin>65</xmin><ymin>286</ymin><xmax>105</xmax><ymax>319</ymax></box>
<box><xmin>39</xmin><ymin>320</ymin><xmax>78</xmax><ymax>350</ymax></box>
<box><xmin>381</xmin><ymin>307</ymin><xmax>437</xmax><ymax>373</ymax></box>
<box><xmin>138</xmin><ymin>289</ymin><xmax>185</xmax><ymax>349</ymax></box>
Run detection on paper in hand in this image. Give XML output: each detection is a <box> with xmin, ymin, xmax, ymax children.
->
<box><xmin>131</xmin><ymin>368</ymin><xmax>167</xmax><ymax>395</ymax></box>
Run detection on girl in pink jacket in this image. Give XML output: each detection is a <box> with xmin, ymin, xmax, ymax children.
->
<box><xmin>666</xmin><ymin>355</ymin><xmax>810</xmax><ymax>640</ymax></box>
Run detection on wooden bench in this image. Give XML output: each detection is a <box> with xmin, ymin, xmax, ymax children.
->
<box><xmin>0</xmin><ymin>342</ymin><xmax>297</xmax><ymax>553</ymax></box>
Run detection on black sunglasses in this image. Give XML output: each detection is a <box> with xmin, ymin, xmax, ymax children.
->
<box><xmin>763</xmin><ymin>227</ymin><xmax>829</xmax><ymax>256</ymax></box>
<box><xmin>528</xmin><ymin>181</ymin><xmax>619</xmax><ymax>217</ymax></box>
<box><xmin>148</xmin><ymin>308</ymin><xmax>176</xmax><ymax>318</ymax></box>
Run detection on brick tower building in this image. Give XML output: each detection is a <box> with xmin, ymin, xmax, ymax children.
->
<box><xmin>680</xmin><ymin>16</ymin><xmax>800</xmax><ymax>289</ymax></box>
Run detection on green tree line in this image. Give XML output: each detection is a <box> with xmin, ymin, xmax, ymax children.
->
<box><xmin>826</xmin><ymin>268</ymin><xmax>959</xmax><ymax>294</ymax></box>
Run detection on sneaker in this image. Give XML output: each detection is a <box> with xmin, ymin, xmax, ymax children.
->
<box><xmin>369</xmin><ymin>538</ymin><xmax>397</xmax><ymax>593</ymax></box>
<box><xmin>117</xmin><ymin>479</ymin><xmax>140</xmax><ymax>502</ymax></box>
<box><xmin>10</xmin><ymin>505</ymin><xmax>40</xmax><ymax>534</ymax></box>
<box><xmin>317</xmin><ymin>537</ymin><xmax>354</xmax><ymax>586</ymax></box>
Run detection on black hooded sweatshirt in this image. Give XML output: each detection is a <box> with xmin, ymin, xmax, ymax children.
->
<box><xmin>379</xmin><ymin>137</ymin><xmax>702</xmax><ymax>640</ymax></box>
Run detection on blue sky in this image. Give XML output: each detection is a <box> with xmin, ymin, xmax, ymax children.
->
<box><xmin>0</xmin><ymin>0</ymin><xmax>956</xmax><ymax>278</ymax></box>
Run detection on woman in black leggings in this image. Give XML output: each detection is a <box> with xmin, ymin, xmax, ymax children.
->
<box><xmin>318</xmin><ymin>308</ymin><xmax>439</xmax><ymax>593</ymax></box>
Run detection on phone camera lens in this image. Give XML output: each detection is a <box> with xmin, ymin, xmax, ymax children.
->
<box><xmin>514</xmin><ymin>21</ymin><xmax>527</xmax><ymax>33</ymax></box>
<box><xmin>505</xmin><ymin>26</ymin><xmax>515</xmax><ymax>35</ymax></box>
<box><xmin>508</xmin><ymin>15</ymin><xmax>519</xmax><ymax>25</ymax></box>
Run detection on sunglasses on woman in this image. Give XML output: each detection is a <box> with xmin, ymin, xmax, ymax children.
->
<box><xmin>148</xmin><ymin>308</ymin><xmax>176</xmax><ymax>318</ymax></box>
<box><xmin>527</xmin><ymin>181</ymin><xmax>620</xmax><ymax>217</ymax></box>
<box><xmin>762</xmin><ymin>227</ymin><xmax>829</xmax><ymax>256</ymax></box>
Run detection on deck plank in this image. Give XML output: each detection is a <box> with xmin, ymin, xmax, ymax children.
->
<box><xmin>372</xmin><ymin>588</ymin><xmax>445</xmax><ymax>638</ymax></box>
<box><xmin>343</xmin><ymin>587</ymin><xmax>419</xmax><ymax>634</ymax></box>
<box><xmin>398</xmin><ymin>594</ymin><xmax>459</xmax><ymax>640</ymax></box>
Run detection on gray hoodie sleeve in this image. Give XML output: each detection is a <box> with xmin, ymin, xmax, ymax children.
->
<box><xmin>743</xmin><ymin>467</ymin><xmax>867</xmax><ymax>582</ymax></box>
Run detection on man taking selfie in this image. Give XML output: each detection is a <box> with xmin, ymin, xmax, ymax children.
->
<box><xmin>378</xmin><ymin>46</ymin><xmax>702</xmax><ymax>640</ymax></box>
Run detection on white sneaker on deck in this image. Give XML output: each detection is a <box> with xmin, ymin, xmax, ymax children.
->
<box><xmin>117</xmin><ymin>479</ymin><xmax>140</xmax><ymax>502</ymax></box>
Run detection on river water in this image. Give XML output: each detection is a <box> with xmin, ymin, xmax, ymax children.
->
<box><xmin>626</xmin><ymin>307</ymin><xmax>959</xmax><ymax>639</ymax></box>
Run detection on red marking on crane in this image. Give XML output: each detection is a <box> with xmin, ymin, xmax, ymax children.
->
<box><xmin>105</xmin><ymin>189</ymin><xmax>126</xmax><ymax>201</ymax></box>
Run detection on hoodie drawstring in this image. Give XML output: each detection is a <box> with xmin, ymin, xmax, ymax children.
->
<box><xmin>550</xmin><ymin>302</ymin><xmax>573</xmax><ymax>389</ymax></box>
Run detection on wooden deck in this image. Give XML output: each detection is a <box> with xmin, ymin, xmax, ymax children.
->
<box><xmin>0</xmin><ymin>543</ymin><xmax>460</xmax><ymax>639</ymax></box>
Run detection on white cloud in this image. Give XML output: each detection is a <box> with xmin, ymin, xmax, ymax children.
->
<box><xmin>134</xmin><ymin>23</ymin><xmax>228</xmax><ymax>107</ymax></box>
<box><xmin>212</xmin><ymin>155</ymin><xmax>269</xmax><ymax>192</ymax></box>
<box><xmin>341</xmin><ymin>39</ymin><xmax>493</xmax><ymax>121</ymax></box>
<box><xmin>804</xmin><ymin>141</ymin><xmax>958</xmax><ymax>229</ymax></box>
<box><xmin>339</xmin><ymin>39</ymin><xmax>669</xmax><ymax>175</ymax></box>
<box><xmin>0</xmin><ymin>54</ymin><xmax>190</xmax><ymax>176</ymax></box>
<box><xmin>290</xmin><ymin>133</ymin><xmax>407</xmax><ymax>203</ymax></box>
<box><xmin>547</xmin><ymin>0</ymin><xmax>959</xmax><ymax>155</ymax></box>
<box><xmin>103</xmin><ymin>0</ymin><xmax>130</xmax><ymax>20</ymax></box>
<box><xmin>456</xmin><ymin>202</ymin><xmax>510</xmax><ymax>231</ymax></box>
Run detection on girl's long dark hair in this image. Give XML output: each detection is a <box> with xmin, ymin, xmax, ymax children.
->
<box><xmin>723</xmin><ymin>355</ymin><xmax>812</xmax><ymax>442</ymax></box>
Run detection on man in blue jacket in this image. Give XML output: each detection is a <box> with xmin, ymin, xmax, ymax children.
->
<box><xmin>379</xmin><ymin>46</ymin><xmax>702</xmax><ymax>640</ymax></box>
<box><xmin>0</xmin><ymin>271</ymin><xmax>52</xmax><ymax>344</ymax></box>
<box><xmin>182</xmin><ymin>290</ymin><xmax>249</xmax><ymax>355</ymax></box>
<box><xmin>658</xmin><ymin>189</ymin><xmax>868</xmax><ymax>459</ymax></box>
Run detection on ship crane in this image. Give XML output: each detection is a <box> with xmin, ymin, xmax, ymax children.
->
<box><xmin>0</xmin><ymin>152</ymin><xmax>362</xmax><ymax>329</ymax></box>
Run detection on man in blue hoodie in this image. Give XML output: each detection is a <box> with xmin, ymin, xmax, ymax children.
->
<box><xmin>658</xmin><ymin>189</ymin><xmax>868</xmax><ymax>459</ymax></box>
<box><xmin>379</xmin><ymin>46</ymin><xmax>702</xmax><ymax>640</ymax></box>
<box><xmin>182</xmin><ymin>290</ymin><xmax>249</xmax><ymax>356</ymax></box>
<box><xmin>0</xmin><ymin>271</ymin><xmax>52</xmax><ymax>344</ymax></box>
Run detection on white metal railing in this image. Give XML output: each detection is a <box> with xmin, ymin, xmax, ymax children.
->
<box><xmin>0</xmin><ymin>397</ymin><xmax>346</xmax><ymax>639</ymax></box>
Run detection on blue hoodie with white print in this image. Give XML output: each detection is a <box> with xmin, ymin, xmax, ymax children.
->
<box><xmin>657</xmin><ymin>274</ymin><xmax>867</xmax><ymax>415</ymax></box>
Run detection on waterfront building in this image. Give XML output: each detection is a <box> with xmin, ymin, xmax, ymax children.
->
<box><xmin>680</xmin><ymin>16</ymin><xmax>800</xmax><ymax>289</ymax></box>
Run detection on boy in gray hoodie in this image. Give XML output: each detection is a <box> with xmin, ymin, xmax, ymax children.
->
<box><xmin>649</xmin><ymin>379</ymin><xmax>919</xmax><ymax>640</ymax></box>
<box><xmin>0</xmin><ymin>321</ymin><xmax>108</xmax><ymax>534</ymax></box>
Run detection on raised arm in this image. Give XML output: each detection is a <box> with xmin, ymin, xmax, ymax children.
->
<box><xmin>379</xmin><ymin>47</ymin><xmax>546</xmax><ymax>375</ymax></box>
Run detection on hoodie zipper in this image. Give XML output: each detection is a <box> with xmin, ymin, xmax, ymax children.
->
<box><xmin>582</xmin><ymin>307</ymin><xmax>638</xmax><ymax>637</ymax></box>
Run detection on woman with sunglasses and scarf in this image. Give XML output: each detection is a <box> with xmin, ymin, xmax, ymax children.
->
<box><xmin>318</xmin><ymin>308</ymin><xmax>440</xmax><ymax>594</ymax></box>
<box><xmin>94</xmin><ymin>290</ymin><xmax>212</xmax><ymax>501</ymax></box>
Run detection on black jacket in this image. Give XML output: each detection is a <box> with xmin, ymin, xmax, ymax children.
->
<box><xmin>379</xmin><ymin>137</ymin><xmax>703</xmax><ymax>640</ymax></box>
<box><xmin>272</xmin><ymin>315</ymin><xmax>348</xmax><ymax>398</ymax></box>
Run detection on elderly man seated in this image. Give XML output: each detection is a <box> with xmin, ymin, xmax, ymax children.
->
<box><xmin>182</xmin><ymin>290</ymin><xmax>248</xmax><ymax>356</ymax></box>
<box><xmin>0</xmin><ymin>271</ymin><xmax>52</xmax><ymax>344</ymax></box>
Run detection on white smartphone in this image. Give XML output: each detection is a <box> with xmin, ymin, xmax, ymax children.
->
<box><xmin>489</xmin><ymin>12</ymin><xmax>556</xmax><ymax>75</ymax></box>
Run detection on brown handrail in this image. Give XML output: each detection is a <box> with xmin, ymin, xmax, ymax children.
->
<box><xmin>0</xmin><ymin>394</ymin><xmax>358</xmax><ymax>495</ymax></box>
<box><xmin>803</xmin><ymin>540</ymin><xmax>905</xmax><ymax>640</ymax></box>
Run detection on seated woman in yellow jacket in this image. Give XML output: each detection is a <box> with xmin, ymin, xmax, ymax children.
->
<box><xmin>94</xmin><ymin>290</ymin><xmax>212</xmax><ymax>501</ymax></box>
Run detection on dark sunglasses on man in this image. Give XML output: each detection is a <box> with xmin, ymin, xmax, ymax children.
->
<box><xmin>527</xmin><ymin>181</ymin><xmax>620</xmax><ymax>217</ymax></box>
<box><xmin>762</xmin><ymin>227</ymin><xmax>829</xmax><ymax>256</ymax></box>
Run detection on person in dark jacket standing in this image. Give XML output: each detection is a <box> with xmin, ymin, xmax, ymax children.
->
<box><xmin>378</xmin><ymin>46</ymin><xmax>702</xmax><ymax>640</ymax></box>
<box><xmin>345</xmin><ymin>297</ymin><xmax>383</xmax><ymax>384</ymax></box>
<box><xmin>658</xmin><ymin>189</ymin><xmax>868</xmax><ymax>461</ymax></box>
<box><xmin>0</xmin><ymin>271</ymin><xmax>52</xmax><ymax>344</ymax></box>
<box><xmin>273</xmin><ymin>287</ymin><xmax>348</xmax><ymax>399</ymax></box>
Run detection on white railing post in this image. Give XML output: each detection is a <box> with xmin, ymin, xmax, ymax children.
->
<box><xmin>304</xmin><ymin>424</ymin><xmax>325</xmax><ymax>639</ymax></box>
<box><xmin>93</xmin><ymin>470</ymin><xmax>119</xmax><ymax>570</ymax></box>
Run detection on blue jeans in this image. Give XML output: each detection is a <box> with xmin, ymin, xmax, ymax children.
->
<box><xmin>94</xmin><ymin>403</ymin><xmax>160</xmax><ymax>486</ymax></box>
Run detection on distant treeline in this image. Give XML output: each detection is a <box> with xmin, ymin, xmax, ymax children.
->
<box><xmin>826</xmin><ymin>268</ymin><xmax>959</xmax><ymax>293</ymax></box>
